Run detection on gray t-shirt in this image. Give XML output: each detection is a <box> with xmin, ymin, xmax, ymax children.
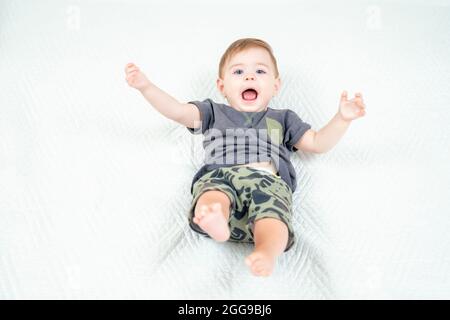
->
<box><xmin>186</xmin><ymin>99</ymin><xmax>311</xmax><ymax>193</ymax></box>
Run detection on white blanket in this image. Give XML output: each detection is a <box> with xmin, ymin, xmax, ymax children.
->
<box><xmin>1</xmin><ymin>0</ymin><xmax>449</xmax><ymax>299</ymax></box>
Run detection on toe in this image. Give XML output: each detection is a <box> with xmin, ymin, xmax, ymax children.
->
<box><xmin>197</xmin><ymin>205</ymin><xmax>207</xmax><ymax>218</ymax></box>
<box><xmin>254</xmin><ymin>267</ymin><xmax>263</xmax><ymax>275</ymax></box>
<box><xmin>245</xmin><ymin>253</ymin><xmax>258</xmax><ymax>266</ymax></box>
<box><xmin>246</xmin><ymin>251</ymin><xmax>275</xmax><ymax>277</ymax></box>
<box><xmin>253</xmin><ymin>264</ymin><xmax>270</xmax><ymax>277</ymax></box>
<box><xmin>211</xmin><ymin>202</ymin><xmax>222</xmax><ymax>211</ymax></box>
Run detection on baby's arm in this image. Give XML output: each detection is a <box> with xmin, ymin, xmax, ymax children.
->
<box><xmin>124</xmin><ymin>62</ymin><xmax>201</xmax><ymax>129</ymax></box>
<box><xmin>295</xmin><ymin>91</ymin><xmax>366</xmax><ymax>153</ymax></box>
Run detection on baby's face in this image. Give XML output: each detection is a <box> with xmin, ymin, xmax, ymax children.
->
<box><xmin>217</xmin><ymin>47</ymin><xmax>281</xmax><ymax>112</ymax></box>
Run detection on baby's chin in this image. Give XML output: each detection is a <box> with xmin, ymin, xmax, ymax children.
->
<box><xmin>229</xmin><ymin>97</ymin><xmax>270</xmax><ymax>112</ymax></box>
<box><xmin>231</xmin><ymin>102</ymin><xmax>267</xmax><ymax>112</ymax></box>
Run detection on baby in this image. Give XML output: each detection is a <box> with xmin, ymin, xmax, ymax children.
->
<box><xmin>125</xmin><ymin>38</ymin><xmax>366</xmax><ymax>277</ymax></box>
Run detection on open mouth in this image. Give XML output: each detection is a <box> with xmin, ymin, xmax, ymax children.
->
<box><xmin>241</xmin><ymin>88</ymin><xmax>258</xmax><ymax>101</ymax></box>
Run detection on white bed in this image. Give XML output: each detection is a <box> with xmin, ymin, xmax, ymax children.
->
<box><xmin>1</xmin><ymin>0</ymin><xmax>449</xmax><ymax>299</ymax></box>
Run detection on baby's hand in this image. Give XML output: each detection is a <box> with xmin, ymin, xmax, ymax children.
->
<box><xmin>124</xmin><ymin>62</ymin><xmax>152</xmax><ymax>91</ymax></box>
<box><xmin>338</xmin><ymin>91</ymin><xmax>366</xmax><ymax>121</ymax></box>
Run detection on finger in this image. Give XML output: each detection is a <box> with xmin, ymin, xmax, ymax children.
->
<box><xmin>127</xmin><ymin>66</ymin><xmax>139</xmax><ymax>73</ymax></box>
<box><xmin>340</xmin><ymin>90</ymin><xmax>348</xmax><ymax>102</ymax></box>
<box><xmin>355</xmin><ymin>92</ymin><xmax>363</xmax><ymax>98</ymax></box>
<box><xmin>126</xmin><ymin>64</ymin><xmax>139</xmax><ymax>71</ymax></box>
<box><xmin>126</xmin><ymin>74</ymin><xmax>138</xmax><ymax>82</ymax></box>
<box><xmin>125</xmin><ymin>63</ymin><xmax>135</xmax><ymax>72</ymax></box>
<box><xmin>126</xmin><ymin>68</ymin><xmax>139</xmax><ymax>76</ymax></box>
<box><xmin>355</xmin><ymin>97</ymin><xmax>364</xmax><ymax>106</ymax></box>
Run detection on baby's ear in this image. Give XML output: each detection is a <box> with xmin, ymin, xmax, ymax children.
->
<box><xmin>274</xmin><ymin>77</ymin><xmax>281</xmax><ymax>95</ymax></box>
<box><xmin>216</xmin><ymin>78</ymin><xmax>225</xmax><ymax>95</ymax></box>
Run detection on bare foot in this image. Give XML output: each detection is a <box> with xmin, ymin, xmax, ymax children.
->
<box><xmin>245</xmin><ymin>250</ymin><xmax>276</xmax><ymax>277</ymax></box>
<box><xmin>193</xmin><ymin>203</ymin><xmax>230</xmax><ymax>242</ymax></box>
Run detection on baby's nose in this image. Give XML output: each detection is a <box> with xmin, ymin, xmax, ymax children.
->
<box><xmin>245</xmin><ymin>74</ymin><xmax>255</xmax><ymax>81</ymax></box>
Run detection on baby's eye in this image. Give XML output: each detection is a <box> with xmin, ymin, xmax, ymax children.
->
<box><xmin>233</xmin><ymin>69</ymin><xmax>243</xmax><ymax>75</ymax></box>
<box><xmin>256</xmin><ymin>69</ymin><xmax>266</xmax><ymax>74</ymax></box>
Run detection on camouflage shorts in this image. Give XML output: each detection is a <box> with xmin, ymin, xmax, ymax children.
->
<box><xmin>188</xmin><ymin>165</ymin><xmax>295</xmax><ymax>251</ymax></box>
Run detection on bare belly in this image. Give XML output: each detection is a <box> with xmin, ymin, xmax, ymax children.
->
<box><xmin>235</xmin><ymin>161</ymin><xmax>278</xmax><ymax>175</ymax></box>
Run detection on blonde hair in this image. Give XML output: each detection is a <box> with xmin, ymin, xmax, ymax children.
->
<box><xmin>218</xmin><ymin>38</ymin><xmax>279</xmax><ymax>79</ymax></box>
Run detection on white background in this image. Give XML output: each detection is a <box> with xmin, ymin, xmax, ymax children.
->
<box><xmin>1</xmin><ymin>0</ymin><xmax>449</xmax><ymax>299</ymax></box>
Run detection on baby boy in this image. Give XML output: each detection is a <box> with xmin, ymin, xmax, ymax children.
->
<box><xmin>125</xmin><ymin>38</ymin><xmax>366</xmax><ymax>277</ymax></box>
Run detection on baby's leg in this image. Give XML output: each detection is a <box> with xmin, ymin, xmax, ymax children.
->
<box><xmin>245</xmin><ymin>218</ymin><xmax>288</xmax><ymax>277</ymax></box>
<box><xmin>193</xmin><ymin>190</ymin><xmax>232</xmax><ymax>242</ymax></box>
